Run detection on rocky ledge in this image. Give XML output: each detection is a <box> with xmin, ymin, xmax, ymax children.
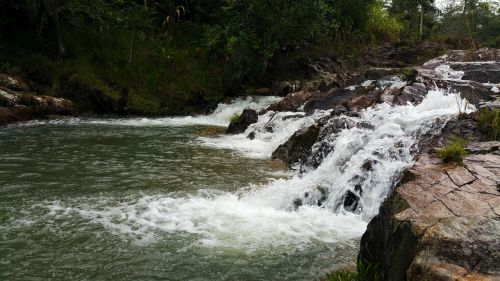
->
<box><xmin>0</xmin><ymin>73</ymin><xmax>75</xmax><ymax>126</ymax></box>
<box><xmin>359</xmin><ymin>140</ymin><xmax>500</xmax><ymax>280</ymax></box>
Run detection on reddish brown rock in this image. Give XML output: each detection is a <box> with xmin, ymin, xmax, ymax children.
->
<box><xmin>266</xmin><ymin>90</ymin><xmax>314</xmax><ymax>112</ymax></box>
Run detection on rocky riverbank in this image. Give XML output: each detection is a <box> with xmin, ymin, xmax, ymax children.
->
<box><xmin>0</xmin><ymin>74</ymin><xmax>75</xmax><ymax>126</ymax></box>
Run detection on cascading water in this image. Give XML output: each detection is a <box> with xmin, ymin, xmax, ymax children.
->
<box><xmin>42</xmin><ymin>89</ymin><xmax>473</xmax><ymax>244</ymax></box>
<box><xmin>0</xmin><ymin>81</ymin><xmax>476</xmax><ymax>280</ymax></box>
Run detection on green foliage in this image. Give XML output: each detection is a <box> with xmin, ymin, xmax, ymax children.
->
<box><xmin>478</xmin><ymin>108</ymin><xmax>500</xmax><ymax>141</ymax></box>
<box><xmin>435</xmin><ymin>138</ymin><xmax>467</xmax><ymax>163</ymax></box>
<box><xmin>437</xmin><ymin>0</ymin><xmax>500</xmax><ymax>48</ymax></box>
<box><xmin>365</xmin><ymin>2</ymin><xmax>402</xmax><ymax>42</ymax></box>
<box><xmin>230</xmin><ymin>113</ymin><xmax>240</xmax><ymax>123</ymax></box>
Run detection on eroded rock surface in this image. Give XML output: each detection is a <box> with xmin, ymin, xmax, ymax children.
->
<box><xmin>359</xmin><ymin>150</ymin><xmax>500</xmax><ymax>281</ymax></box>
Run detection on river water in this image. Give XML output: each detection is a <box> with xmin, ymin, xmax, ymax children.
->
<box><xmin>0</xmin><ymin>92</ymin><xmax>470</xmax><ymax>280</ymax></box>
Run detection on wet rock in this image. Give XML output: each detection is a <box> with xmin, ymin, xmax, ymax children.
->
<box><xmin>292</xmin><ymin>198</ymin><xmax>303</xmax><ymax>210</ymax></box>
<box><xmin>303</xmin><ymin>88</ymin><xmax>357</xmax><ymax>113</ymax></box>
<box><xmin>361</xmin><ymin>160</ymin><xmax>375</xmax><ymax>171</ymax></box>
<box><xmin>272</xmin><ymin>124</ymin><xmax>321</xmax><ymax>165</ymax></box>
<box><xmin>226</xmin><ymin>109</ymin><xmax>258</xmax><ymax>134</ymax></box>
<box><xmin>342</xmin><ymin>190</ymin><xmax>361</xmax><ymax>213</ymax></box>
<box><xmin>396</xmin><ymin>83</ymin><xmax>427</xmax><ymax>105</ymax></box>
<box><xmin>359</xmin><ymin>152</ymin><xmax>500</xmax><ymax>281</ymax></box>
<box><xmin>456</xmin><ymin>62</ymin><xmax>500</xmax><ymax>84</ymax></box>
<box><xmin>345</xmin><ymin>95</ymin><xmax>372</xmax><ymax>112</ymax></box>
<box><xmin>266</xmin><ymin>90</ymin><xmax>314</xmax><ymax>112</ymax></box>
<box><xmin>247</xmin><ymin>131</ymin><xmax>256</xmax><ymax>140</ymax></box>
<box><xmin>281</xmin><ymin>114</ymin><xmax>305</xmax><ymax>121</ymax></box>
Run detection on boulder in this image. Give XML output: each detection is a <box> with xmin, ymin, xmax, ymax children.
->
<box><xmin>272</xmin><ymin>124</ymin><xmax>321</xmax><ymax>165</ymax></box>
<box><xmin>226</xmin><ymin>109</ymin><xmax>258</xmax><ymax>134</ymax></box>
<box><xmin>342</xmin><ymin>190</ymin><xmax>361</xmax><ymax>213</ymax></box>
<box><xmin>359</xmin><ymin>151</ymin><xmax>500</xmax><ymax>281</ymax></box>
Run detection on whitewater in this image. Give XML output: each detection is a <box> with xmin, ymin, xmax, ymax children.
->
<box><xmin>35</xmin><ymin>89</ymin><xmax>473</xmax><ymax>251</ymax></box>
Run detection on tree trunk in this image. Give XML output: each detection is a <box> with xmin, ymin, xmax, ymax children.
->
<box><xmin>40</xmin><ymin>0</ymin><xmax>65</xmax><ymax>57</ymax></box>
<box><xmin>419</xmin><ymin>5</ymin><xmax>424</xmax><ymax>41</ymax></box>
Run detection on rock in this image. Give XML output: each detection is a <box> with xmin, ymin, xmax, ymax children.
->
<box><xmin>0</xmin><ymin>74</ymin><xmax>29</xmax><ymax>91</ymax></box>
<box><xmin>226</xmin><ymin>109</ymin><xmax>258</xmax><ymax>134</ymax></box>
<box><xmin>359</xmin><ymin>152</ymin><xmax>500</xmax><ymax>281</ymax></box>
<box><xmin>345</xmin><ymin>95</ymin><xmax>371</xmax><ymax>112</ymax></box>
<box><xmin>366</xmin><ymin>42</ymin><xmax>450</xmax><ymax>68</ymax></box>
<box><xmin>281</xmin><ymin>114</ymin><xmax>305</xmax><ymax>121</ymax></box>
<box><xmin>247</xmin><ymin>131</ymin><xmax>256</xmax><ymax>140</ymax></box>
<box><xmin>396</xmin><ymin>83</ymin><xmax>427</xmax><ymax>105</ymax></box>
<box><xmin>466</xmin><ymin>141</ymin><xmax>500</xmax><ymax>154</ymax></box>
<box><xmin>366</xmin><ymin>67</ymin><xmax>418</xmax><ymax>82</ymax></box>
<box><xmin>266</xmin><ymin>90</ymin><xmax>314</xmax><ymax>112</ymax></box>
<box><xmin>342</xmin><ymin>190</ymin><xmax>361</xmax><ymax>213</ymax></box>
<box><xmin>0</xmin><ymin>87</ymin><xmax>20</xmax><ymax>106</ymax></box>
<box><xmin>444</xmin><ymin>48</ymin><xmax>500</xmax><ymax>63</ymax></box>
<box><xmin>0</xmin><ymin>73</ymin><xmax>76</xmax><ymax>126</ymax></box>
<box><xmin>273</xmin><ymin>81</ymin><xmax>301</xmax><ymax>97</ymax></box>
<box><xmin>455</xmin><ymin>62</ymin><xmax>500</xmax><ymax>84</ymax></box>
<box><xmin>272</xmin><ymin>124</ymin><xmax>321</xmax><ymax>165</ymax></box>
<box><xmin>303</xmin><ymin>88</ymin><xmax>357</xmax><ymax>113</ymax></box>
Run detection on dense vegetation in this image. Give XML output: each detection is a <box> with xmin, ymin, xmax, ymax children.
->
<box><xmin>0</xmin><ymin>0</ymin><xmax>498</xmax><ymax>115</ymax></box>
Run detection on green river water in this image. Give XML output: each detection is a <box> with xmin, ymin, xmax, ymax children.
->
<box><xmin>0</xmin><ymin>120</ymin><xmax>358</xmax><ymax>281</ymax></box>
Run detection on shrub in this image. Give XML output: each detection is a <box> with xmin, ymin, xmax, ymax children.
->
<box><xmin>435</xmin><ymin>138</ymin><xmax>467</xmax><ymax>163</ymax></box>
<box><xmin>478</xmin><ymin>108</ymin><xmax>500</xmax><ymax>141</ymax></box>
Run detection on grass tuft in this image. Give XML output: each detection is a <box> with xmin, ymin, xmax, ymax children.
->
<box><xmin>435</xmin><ymin>138</ymin><xmax>467</xmax><ymax>163</ymax></box>
<box><xmin>325</xmin><ymin>261</ymin><xmax>380</xmax><ymax>281</ymax></box>
<box><xmin>477</xmin><ymin>108</ymin><xmax>500</xmax><ymax>141</ymax></box>
<box><xmin>230</xmin><ymin>113</ymin><xmax>240</xmax><ymax>123</ymax></box>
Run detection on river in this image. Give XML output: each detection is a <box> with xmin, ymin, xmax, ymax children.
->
<box><xmin>0</xmin><ymin>91</ymin><xmax>470</xmax><ymax>280</ymax></box>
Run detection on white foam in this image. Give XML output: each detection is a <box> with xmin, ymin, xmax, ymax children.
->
<box><xmin>434</xmin><ymin>64</ymin><xmax>465</xmax><ymax>80</ymax></box>
<box><xmin>198</xmin><ymin>110</ymin><xmax>330</xmax><ymax>158</ymax></box>
<box><xmin>88</xmin><ymin>96</ymin><xmax>281</xmax><ymax>127</ymax></box>
<box><xmin>41</xmin><ymin>90</ymin><xmax>474</xmax><ymax>250</ymax></box>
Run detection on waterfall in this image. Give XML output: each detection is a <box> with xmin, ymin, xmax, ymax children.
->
<box><xmin>43</xmin><ymin>87</ymin><xmax>473</xmax><ymax>249</ymax></box>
